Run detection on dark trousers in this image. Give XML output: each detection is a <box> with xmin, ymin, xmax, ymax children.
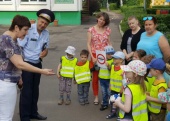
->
<box><xmin>19</xmin><ymin>62</ymin><xmax>42</xmax><ymax>121</ymax></box>
<box><xmin>77</xmin><ymin>82</ymin><xmax>90</xmax><ymax>103</ymax></box>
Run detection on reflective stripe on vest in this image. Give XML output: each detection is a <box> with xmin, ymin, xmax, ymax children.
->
<box><xmin>60</xmin><ymin>56</ymin><xmax>77</xmax><ymax>78</ymax></box>
<box><xmin>110</xmin><ymin>65</ymin><xmax>123</xmax><ymax>92</ymax></box>
<box><xmin>75</xmin><ymin>61</ymin><xmax>91</xmax><ymax>84</ymax></box>
<box><xmin>119</xmin><ymin>84</ymin><xmax>148</xmax><ymax>121</ymax></box>
<box><xmin>99</xmin><ymin>59</ymin><xmax>113</xmax><ymax>79</ymax></box>
<box><xmin>148</xmin><ymin>81</ymin><xmax>167</xmax><ymax>113</ymax></box>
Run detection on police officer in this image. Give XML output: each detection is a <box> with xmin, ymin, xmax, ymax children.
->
<box><xmin>18</xmin><ymin>9</ymin><xmax>55</xmax><ymax>121</ymax></box>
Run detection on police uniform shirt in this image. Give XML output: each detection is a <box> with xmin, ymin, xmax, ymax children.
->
<box><xmin>18</xmin><ymin>23</ymin><xmax>49</xmax><ymax>64</ymax></box>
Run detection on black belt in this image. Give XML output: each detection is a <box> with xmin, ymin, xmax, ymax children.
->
<box><xmin>0</xmin><ymin>72</ymin><xmax>20</xmax><ymax>83</ymax></box>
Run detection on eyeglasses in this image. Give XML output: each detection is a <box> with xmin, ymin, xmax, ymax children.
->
<box><xmin>143</xmin><ymin>16</ymin><xmax>153</xmax><ymax>21</ymax></box>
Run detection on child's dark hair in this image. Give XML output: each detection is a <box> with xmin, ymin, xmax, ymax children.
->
<box><xmin>80</xmin><ymin>49</ymin><xmax>89</xmax><ymax>57</ymax></box>
<box><xmin>135</xmin><ymin>49</ymin><xmax>146</xmax><ymax>59</ymax></box>
<box><xmin>9</xmin><ymin>15</ymin><xmax>31</xmax><ymax>31</ymax></box>
<box><xmin>141</xmin><ymin>55</ymin><xmax>155</xmax><ymax>64</ymax></box>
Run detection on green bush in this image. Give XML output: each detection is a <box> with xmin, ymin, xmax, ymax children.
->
<box><xmin>110</xmin><ymin>3</ymin><xmax>117</xmax><ymax>10</ymax></box>
<box><xmin>121</xmin><ymin>5</ymin><xmax>146</xmax><ymax>17</ymax></box>
<box><xmin>146</xmin><ymin>8</ymin><xmax>157</xmax><ymax>14</ymax></box>
<box><xmin>126</xmin><ymin>0</ymin><xmax>140</xmax><ymax>6</ymax></box>
<box><xmin>152</xmin><ymin>5</ymin><xmax>170</xmax><ymax>8</ymax></box>
<box><xmin>147</xmin><ymin>8</ymin><xmax>170</xmax><ymax>14</ymax></box>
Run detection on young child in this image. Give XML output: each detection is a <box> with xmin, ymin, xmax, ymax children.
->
<box><xmin>163</xmin><ymin>60</ymin><xmax>170</xmax><ymax>86</ymax></box>
<box><xmin>132</xmin><ymin>49</ymin><xmax>146</xmax><ymax>60</ymax></box>
<box><xmin>106</xmin><ymin>51</ymin><xmax>125</xmax><ymax>119</ymax></box>
<box><xmin>57</xmin><ymin>46</ymin><xmax>77</xmax><ymax>105</ymax></box>
<box><xmin>122</xmin><ymin>49</ymin><xmax>146</xmax><ymax>88</ymax></box>
<box><xmin>99</xmin><ymin>45</ymin><xmax>115</xmax><ymax>111</ymax></box>
<box><xmin>74</xmin><ymin>49</ymin><xmax>93</xmax><ymax>105</ymax></box>
<box><xmin>158</xmin><ymin>81</ymin><xmax>170</xmax><ymax>121</ymax></box>
<box><xmin>146</xmin><ymin>58</ymin><xmax>168</xmax><ymax>121</ymax></box>
<box><xmin>114</xmin><ymin>60</ymin><xmax>148</xmax><ymax>121</ymax></box>
<box><xmin>141</xmin><ymin>55</ymin><xmax>155</xmax><ymax>92</ymax></box>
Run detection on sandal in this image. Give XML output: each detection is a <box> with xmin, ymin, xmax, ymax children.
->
<box><xmin>93</xmin><ymin>101</ymin><xmax>99</xmax><ymax>105</ymax></box>
<box><xmin>106</xmin><ymin>113</ymin><xmax>115</xmax><ymax>119</ymax></box>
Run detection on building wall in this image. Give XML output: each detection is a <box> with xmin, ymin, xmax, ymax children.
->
<box><xmin>0</xmin><ymin>11</ymin><xmax>81</xmax><ymax>25</ymax></box>
<box><xmin>0</xmin><ymin>0</ymin><xmax>82</xmax><ymax>25</ymax></box>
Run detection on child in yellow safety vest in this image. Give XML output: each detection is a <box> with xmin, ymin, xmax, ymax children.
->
<box><xmin>99</xmin><ymin>45</ymin><xmax>115</xmax><ymax>111</ymax></box>
<box><xmin>141</xmin><ymin>55</ymin><xmax>156</xmax><ymax>92</ymax></box>
<box><xmin>158</xmin><ymin>81</ymin><xmax>170</xmax><ymax>121</ymax></box>
<box><xmin>57</xmin><ymin>46</ymin><xmax>77</xmax><ymax>105</ymax></box>
<box><xmin>146</xmin><ymin>58</ymin><xmax>168</xmax><ymax>121</ymax></box>
<box><xmin>106</xmin><ymin>51</ymin><xmax>125</xmax><ymax>119</ymax></box>
<box><xmin>114</xmin><ymin>60</ymin><xmax>148</xmax><ymax>121</ymax></box>
<box><xmin>74</xmin><ymin>49</ymin><xmax>94</xmax><ymax>105</ymax></box>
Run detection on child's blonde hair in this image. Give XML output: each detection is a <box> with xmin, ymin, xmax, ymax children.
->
<box><xmin>121</xmin><ymin>60</ymin><xmax>147</xmax><ymax>94</ymax></box>
<box><xmin>130</xmin><ymin>74</ymin><xmax>146</xmax><ymax>94</ymax></box>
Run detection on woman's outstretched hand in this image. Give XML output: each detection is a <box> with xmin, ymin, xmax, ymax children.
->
<box><xmin>42</xmin><ymin>69</ymin><xmax>55</xmax><ymax>75</ymax></box>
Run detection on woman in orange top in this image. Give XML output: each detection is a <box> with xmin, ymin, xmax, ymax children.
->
<box><xmin>87</xmin><ymin>12</ymin><xmax>112</xmax><ymax>104</ymax></box>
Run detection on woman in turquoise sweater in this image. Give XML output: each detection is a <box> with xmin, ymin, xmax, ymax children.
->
<box><xmin>137</xmin><ymin>16</ymin><xmax>170</xmax><ymax>62</ymax></box>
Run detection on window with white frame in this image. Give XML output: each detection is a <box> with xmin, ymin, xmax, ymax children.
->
<box><xmin>21</xmin><ymin>0</ymin><xmax>46</xmax><ymax>2</ymax></box>
<box><xmin>0</xmin><ymin>0</ymin><xmax>12</xmax><ymax>1</ymax></box>
<box><xmin>55</xmin><ymin>0</ymin><xmax>74</xmax><ymax>4</ymax></box>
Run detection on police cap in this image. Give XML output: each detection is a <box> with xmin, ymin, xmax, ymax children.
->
<box><xmin>37</xmin><ymin>9</ymin><xmax>55</xmax><ymax>23</ymax></box>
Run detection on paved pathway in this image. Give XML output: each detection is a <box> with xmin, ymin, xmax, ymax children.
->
<box><xmin>0</xmin><ymin>11</ymin><xmax>123</xmax><ymax>121</ymax></box>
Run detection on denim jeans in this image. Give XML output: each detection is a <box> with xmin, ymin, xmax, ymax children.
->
<box><xmin>77</xmin><ymin>82</ymin><xmax>90</xmax><ymax>103</ymax></box>
<box><xmin>99</xmin><ymin>78</ymin><xmax>110</xmax><ymax>106</ymax></box>
<box><xmin>166</xmin><ymin>112</ymin><xmax>170</xmax><ymax>121</ymax></box>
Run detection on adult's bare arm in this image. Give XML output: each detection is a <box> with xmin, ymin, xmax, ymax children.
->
<box><xmin>159</xmin><ymin>35</ymin><xmax>170</xmax><ymax>62</ymax></box>
<box><xmin>87</xmin><ymin>32</ymin><xmax>93</xmax><ymax>57</ymax></box>
<box><xmin>40</xmin><ymin>49</ymin><xmax>48</xmax><ymax>59</ymax></box>
<box><xmin>87</xmin><ymin>32</ymin><xmax>97</xmax><ymax>63</ymax></box>
<box><xmin>10</xmin><ymin>54</ymin><xmax>55</xmax><ymax>75</ymax></box>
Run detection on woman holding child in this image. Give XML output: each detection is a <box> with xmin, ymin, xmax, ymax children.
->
<box><xmin>87</xmin><ymin>12</ymin><xmax>112</xmax><ymax>104</ymax></box>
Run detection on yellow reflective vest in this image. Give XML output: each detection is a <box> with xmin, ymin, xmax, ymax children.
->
<box><xmin>60</xmin><ymin>56</ymin><xmax>77</xmax><ymax>78</ymax></box>
<box><xmin>110</xmin><ymin>65</ymin><xmax>123</xmax><ymax>92</ymax></box>
<box><xmin>99</xmin><ymin>59</ymin><xmax>113</xmax><ymax>79</ymax></box>
<box><xmin>148</xmin><ymin>79</ymin><xmax>167</xmax><ymax>113</ymax></box>
<box><xmin>119</xmin><ymin>84</ymin><xmax>148</xmax><ymax>121</ymax></box>
<box><xmin>75</xmin><ymin>61</ymin><xmax>91</xmax><ymax>84</ymax></box>
<box><xmin>145</xmin><ymin>76</ymin><xmax>155</xmax><ymax>92</ymax></box>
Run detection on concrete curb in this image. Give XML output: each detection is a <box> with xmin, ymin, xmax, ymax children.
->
<box><xmin>119</xmin><ymin>20</ymin><xmax>124</xmax><ymax>37</ymax></box>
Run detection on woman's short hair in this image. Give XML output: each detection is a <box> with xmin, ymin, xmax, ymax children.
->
<box><xmin>96</xmin><ymin>12</ymin><xmax>110</xmax><ymax>27</ymax></box>
<box><xmin>9</xmin><ymin>15</ymin><xmax>31</xmax><ymax>31</ymax></box>
<box><xmin>128</xmin><ymin>16</ymin><xmax>140</xmax><ymax>26</ymax></box>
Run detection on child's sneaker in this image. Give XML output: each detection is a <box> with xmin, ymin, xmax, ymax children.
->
<box><xmin>117</xmin><ymin>116</ymin><xmax>120</xmax><ymax>121</ymax></box>
<box><xmin>100</xmin><ymin>105</ymin><xmax>108</xmax><ymax>111</ymax></box>
<box><xmin>106</xmin><ymin>113</ymin><xmax>116</xmax><ymax>119</ymax></box>
<box><xmin>58</xmin><ymin>99</ymin><xmax>64</xmax><ymax>105</ymax></box>
<box><xmin>65</xmin><ymin>99</ymin><xmax>71</xmax><ymax>105</ymax></box>
<box><xmin>80</xmin><ymin>101</ymin><xmax>85</xmax><ymax>105</ymax></box>
<box><xmin>85</xmin><ymin>100</ymin><xmax>89</xmax><ymax>104</ymax></box>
